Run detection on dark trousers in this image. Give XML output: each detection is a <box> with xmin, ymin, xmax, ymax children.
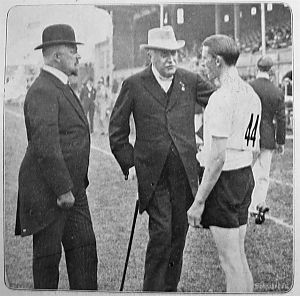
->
<box><xmin>143</xmin><ymin>145</ymin><xmax>194</xmax><ymax>291</ymax></box>
<box><xmin>32</xmin><ymin>191</ymin><xmax>98</xmax><ymax>290</ymax></box>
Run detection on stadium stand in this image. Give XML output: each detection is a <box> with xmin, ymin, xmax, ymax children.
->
<box><xmin>5</xmin><ymin>3</ymin><xmax>292</xmax><ymax>127</ymax></box>
<box><xmin>239</xmin><ymin>21</ymin><xmax>292</xmax><ymax>53</ymax></box>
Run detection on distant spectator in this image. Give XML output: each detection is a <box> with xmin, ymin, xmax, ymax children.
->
<box><xmin>80</xmin><ymin>77</ymin><xmax>96</xmax><ymax>133</ymax></box>
<box><xmin>249</xmin><ymin>56</ymin><xmax>286</xmax><ymax>223</ymax></box>
<box><xmin>95</xmin><ymin>77</ymin><xmax>110</xmax><ymax>135</ymax></box>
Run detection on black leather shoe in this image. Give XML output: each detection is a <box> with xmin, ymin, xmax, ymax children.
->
<box><xmin>255</xmin><ymin>205</ymin><xmax>269</xmax><ymax>224</ymax></box>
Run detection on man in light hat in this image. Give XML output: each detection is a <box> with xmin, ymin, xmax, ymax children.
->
<box><xmin>109</xmin><ymin>25</ymin><xmax>213</xmax><ymax>291</ymax></box>
<box><xmin>249</xmin><ymin>55</ymin><xmax>286</xmax><ymax>222</ymax></box>
<box><xmin>15</xmin><ymin>24</ymin><xmax>98</xmax><ymax>290</ymax></box>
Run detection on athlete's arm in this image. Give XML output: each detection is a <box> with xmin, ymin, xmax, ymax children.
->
<box><xmin>187</xmin><ymin>136</ymin><xmax>227</xmax><ymax>227</ymax></box>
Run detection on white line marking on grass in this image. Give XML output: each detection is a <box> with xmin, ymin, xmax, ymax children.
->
<box><xmin>265</xmin><ymin>215</ymin><xmax>293</xmax><ymax>230</ymax></box>
<box><xmin>5</xmin><ymin>108</ymin><xmax>114</xmax><ymax>159</ymax></box>
<box><xmin>5</xmin><ymin>107</ymin><xmax>294</xmax><ymax>230</ymax></box>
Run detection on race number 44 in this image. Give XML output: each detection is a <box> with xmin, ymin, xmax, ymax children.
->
<box><xmin>245</xmin><ymin>113</ymin><xmax>259</xmax><ymax>147</ymax></box>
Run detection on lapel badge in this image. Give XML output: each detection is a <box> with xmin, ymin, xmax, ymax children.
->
<box><xmin>179</xmin><ymin>81</ymin><xmax>185</xmax><ymax>91</ymax></box>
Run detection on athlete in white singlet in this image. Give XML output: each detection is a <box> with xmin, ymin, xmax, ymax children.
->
<box><xmin>188</xmin><ymin>34</ymin><xmax>261</xmax><ymax>293</ymax></box>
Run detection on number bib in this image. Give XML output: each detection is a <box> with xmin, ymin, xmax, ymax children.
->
<box><xmin>244</xmin><ymin>113</ymin><xmax>260</xmax><ymax>149</ymax></box>
<box><xmin>226</xmin><ymin>87</ymin><xmax>262</xmax><ymax>152</ymax></box>
<box><xmin>204</xmin><ymin>82</ymin><xmax>261</xmax><ymax>153</ymax></box>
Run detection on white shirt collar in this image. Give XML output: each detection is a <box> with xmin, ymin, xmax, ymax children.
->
<box><xmin>43</xmin><ymin>65</ymin><xmax>69</xmax><ymax>85</ymax></box>
<box><xmin>256</xmin><ymin>71</ymin><xmax>270</xmax><ymax>79</ymax></box>
<box><xmin>151</xmin><ymin>64</ymin><xmax>173</xmax><ymax>81</ymax></box>
<box><xmin>151</xmin><ymin>64</ymin><xmax>173</xmax><ymax>93</ymax></box>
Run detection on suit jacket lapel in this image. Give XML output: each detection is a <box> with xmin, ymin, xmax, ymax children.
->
<box><xmin>65</xmin><ymin>85</ymin><xmax>89</xmax><ymax>126</ymax></box>
<box><xmin>41</xmin><ymin>71</ymin><xmax>89</xmax><ymax>126</ymax></box>
<box><xmin>141</xmin><ymin>66</ymin><xmax>168</xmax><ymax>108</ymax></box>
<box><xmin>167</xmin><ymin>70</ymin><xmax>185</xmax><ymax>111</ymax></box>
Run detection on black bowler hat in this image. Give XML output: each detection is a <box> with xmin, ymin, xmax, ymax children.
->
<box><xmin>34</xmin><ymin>24</ymin><xmax>83</xmax><ymax>50</ymax></box>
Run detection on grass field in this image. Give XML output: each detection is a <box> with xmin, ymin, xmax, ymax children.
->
<box><xmin>4</xmin><ymin>104</ymin><xmax>294</xmax><ymax>293</ymax></box>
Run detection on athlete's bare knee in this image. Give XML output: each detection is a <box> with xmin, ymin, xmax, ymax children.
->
<box><xmin>218</xmin><ymin>251</ymin><xmax>242</xmax><ymax>276</ymax></box>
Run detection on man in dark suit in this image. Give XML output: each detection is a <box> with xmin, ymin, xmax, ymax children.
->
<box><xmin>15</xmin><ymin>24</ymin><xmax>98</xmax><ymax>290</ymax></box>
<box><xmin>249</xmin><ymin>56</ymin><xmax>286</xmax><ymax>222</ymax></box>
<box><xmin>109</xmin><ymin>26</ymin><xmax>213</xmax><ymax>291</ymax></box>
<box><xmin>80</xmin><ymin>77</ymin><xmax>96</xmax><ymax>133</ymax></box>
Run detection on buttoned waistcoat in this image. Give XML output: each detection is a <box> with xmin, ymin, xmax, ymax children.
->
<box><xmin>109</xmin><ymin>66</ymin><xmax>212</xmax><ymax>213</ymax></box>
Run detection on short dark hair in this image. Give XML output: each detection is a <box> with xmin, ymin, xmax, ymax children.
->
<box><xmin>202</xmin><ymin>34</ymin><xmax>240</xmax><ymax>66</ymax></box>
<box><xmin>257</xmin><ymin>56</ymin><xmax>273</xmax><ymax>72</ymax></box>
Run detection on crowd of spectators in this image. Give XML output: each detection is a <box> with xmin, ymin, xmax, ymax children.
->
<box><xmin>239</xmin><ymin>22</ymin><xmax>291</xmax><ymax>53</ymax></box>
<box><xmin>176</xmin><ymin>21</ymin><xmax>291</xmax><ymax>64</ymax></box>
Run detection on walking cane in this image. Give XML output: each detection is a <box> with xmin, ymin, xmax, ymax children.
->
<box><xmin>120</xmin><ymin>173</ymin><xmax>139</xmax><ymax>291</ymax></box>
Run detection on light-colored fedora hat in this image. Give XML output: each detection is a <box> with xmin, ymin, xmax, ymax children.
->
<box><xmin>140</xmin><ymin>25</ymin><xmax>185</xmax><ymax>51</ymax></box>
